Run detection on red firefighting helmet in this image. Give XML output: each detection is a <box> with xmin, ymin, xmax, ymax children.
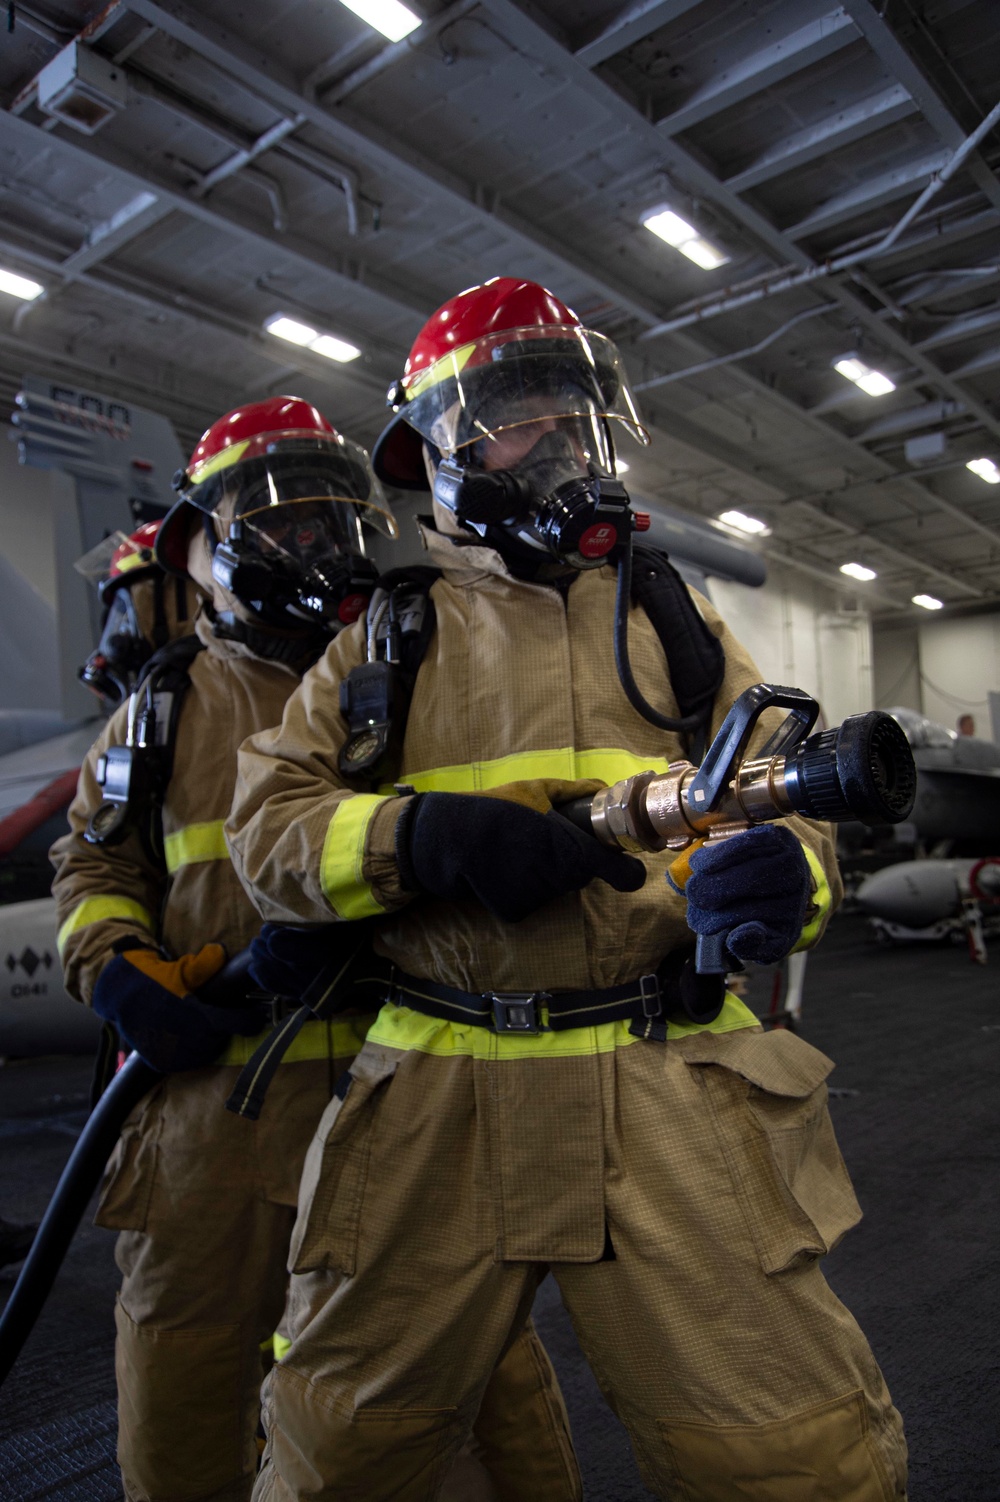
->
<box><xmin>156</xmin><ymin>396</ymin><xmax>396</xmax><ymax>575</ymax></box>
<box><xmin>372</xmin><ymin>277</ymin><xmax>648</xmax><ymax>489</ymax></box>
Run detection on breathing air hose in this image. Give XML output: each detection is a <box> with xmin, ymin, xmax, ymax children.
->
<box><xmin>0</xmin><ymin>950</ymin><xmax>255</xmax><ymax>1386</ymax></box>
<box><xmin>613</xmin><ymin>537</ymin><xmax>704</xmax><ymax>735</ymax></box>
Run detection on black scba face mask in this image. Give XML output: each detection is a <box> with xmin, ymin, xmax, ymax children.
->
<box><xmin>79</xmin><ymin>589</ymin><xmax>154</xmax><ymax>708</ymax></box>
<box><xmin>209</xmin><ymin>490</ymin><xmax>376</xmax><ymax>630</ymax></box>
<box><xmin>432</xmin><ymin>426</ymin><xmax>632</xmax><ymax>571</ymax></box>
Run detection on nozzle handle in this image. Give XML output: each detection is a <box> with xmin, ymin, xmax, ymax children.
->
<box><xmin>694</xmin><ymin>931</ymin><xmax>740</xmax><ymax>976</ymax></box>
<box><xmin>687</xmin><ymin>685</ymin><xmax>819</xmax><ymax>814</ymax></box>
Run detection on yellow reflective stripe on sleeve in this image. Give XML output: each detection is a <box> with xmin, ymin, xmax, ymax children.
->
<box><xmin>377</xmin><ymin>746</ymin><xmax>670</xmax><ymax>796</ymax></box>
<box><xmin>793</xmin><ymin>843</ymin><xmax>834</xmax><ymax>951</ymax></box>
<box><xmin>320</xmin><ymin>795</ymin><xmax>391</xmax><ymax>920</ymax></box>
<box><xmin>216</xmin><ymin>1015</ymin><xmax>373</xmax><ymax>1067</ymax></box>
<box><xmin>57</xmin><ymin>895</ymin><xmax>154</xmax><ymax>956</ymax></box>
<box><xmin>272</xmin><ymin>1333</ymin><xmax>292</xmax><ymax>1362</ymax></box>
<box><xmin>364</xmin><ymin>991</ymin><xmax>759</xmax><ymax>1060</ymax></box>
<box><xmin>164</xmin><ymin>821</ymin><xmax>230</xmax><ymax>875</ymax></box>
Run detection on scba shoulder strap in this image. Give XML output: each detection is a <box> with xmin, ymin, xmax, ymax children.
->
<box><xmin>85</xmin><ymin>635</ymin><xmax>205</xmax><ymax>863</ymax></box>
<box><xmin>340</xmin><ymin>548</ymin><xmax>725</xmax><ymax>780</ymax></box>
<box><xmin>338</xmin><ymin>566</ymin><xmax>442</xmax><ymax>784</ymax></box>
<box><xmin>629</xmin><ymin>545</ymin><xmax>726</xmax><ymax>750</ymax></box>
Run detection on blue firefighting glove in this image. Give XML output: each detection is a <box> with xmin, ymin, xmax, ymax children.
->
<box><xmin>683</xmin><ymin>824</ymin><xmax>812</xmax><ymax>965</ymax></box>
<box><xmin>397</xmin><ymin>792</ymin><xmax>646</xmax><ymax>923</ymax></box>
<box><xmin>249</xmin><ymin>923</ymin><xmax>348</xmax><ymax>1000</ymax></box>
<box><xmin>91</xmin><ymin>941</ymin><xmax>266</xmax><ymax>1072</ymax></box>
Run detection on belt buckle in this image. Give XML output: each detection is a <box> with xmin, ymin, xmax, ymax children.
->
<box><xmin>639</xmin><ymin>973</ymin><xmax>662</xmax><ymax>1019</ymax></box>
<box><xmin>488</xmin><ymin>992</ymin><xmax>546</xmax><ymax>1035</ymax></box>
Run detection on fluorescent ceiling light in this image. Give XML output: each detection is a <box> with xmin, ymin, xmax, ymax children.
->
<box><xmin>840</xmin><ymin>562</ymin><xmax>877</xmax><ymax>581</ymax></box>
<box><xmin>967</xmin><ymin>457</ymin><xmax>1000</xmax><ymax>484</ymax></box>
<box><xmin>265</xmin><ymin>314</ymin><xmax>361</xmax><ymax>363</ymax></box>
<box><xmin>834</xmin><ymin>356</ymin><xmax>895</xmax><ymax>397</ymax></box>
<box><xmin>641</xmin><ymin>208</ymin><xmax>730</xmax><ymax>270</ymax></box>
<box><xmin>718</xmin><ymin>508</ymin><xmax>769</xmax><ymax>535</ymax></box>
<box><xmin>311</xmin><ymin>333</ymin><xmax>362</xmax><ymax>363</ymax></box>
<box><xmin>336</xmin><ymin>0</ymin><xmax>420</xmax><ymax>41</ymax></box>
<box><xmin>614</xmin><ymin>459</ymin><xmax>629</xmax><ymax>475</ymax></box>
<box><xmin>912</xmin><ymin>593</ymin><xmax>943</xmax><ymax>610</ymax></box>
<box><xmin>265</xmin><ymin>314</ymin><xmax>318</xmax><ymax>346</ymax></box>
<box><xmin>0</xmin><ymin>268</ymin><xmax>44</xmax><ymax>300</ymax></box>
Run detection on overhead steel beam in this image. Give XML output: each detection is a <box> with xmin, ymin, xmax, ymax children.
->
<box><xmin>59</xmin><ymin>189</ymin><xmax>172</xmax><ymax>277</ymax></box>
<box><xmin>854</xmin><ymin>399</ymin><xmax>965</xmax><ymax>442</ymax></box>
<box><xmin>0</xmin><ymin>105</ymin><xmax>432</xmax><ymax>335</ymax></box>
<box><xmin>573</xmin><ymin>0</ymin><xmax>702</xmax><ymax>69</ymax></box>
<box><xmin>642</xmin><ymin>396</ymin><xmax>986</xmax><ymax>594</ymax></box>
<box><xmin>785</xmin><ymin>148</ymin><xmax>952</xmax><ymax>241</ymax></box>
<box><xmin>948</xmin><ymin>344</ymin><xmax>1000</xmax><ymax>382</ymax></box>
<box><xmin>0</xmin><ymin>219</ymin><xmax>398</xmax><ymax>409</ymax></box>
<box><xmin>917</xmin><ymin>304</ymin><xmax>1000</xmax><ymax>353</ymax></box>
<box><xmin>724</xmin><ymin>85</ymin><xmax>917</xmax><ymax>193</ymax></box>
<box><xmin>655</xmin><ymin>8</ymin><xmax>859</xmax><ymax>137</ymax></box>
<box><xmin>12</xmin><ymin>0</ymin><xmax>997</xmax><ymax>563</ymax></box>
<box><xmin>839</xmin><ymin>0</ymin><xmax>1000</xmax><ymax>216</ymax></box>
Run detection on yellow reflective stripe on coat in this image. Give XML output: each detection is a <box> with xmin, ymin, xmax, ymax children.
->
<box><xmin>365</xmin><ymin>992</ymin><xmax>759</xmax><ymax>1060</ymax></box>
<box><xmin>217</xmin><ymin>1015</ymin><xmax>373</xmax><ymax>1067</ymax></box>
<box><xmin>164</xmin><ymin>820</ymin><xmax>230</xmax><ymax>875</ymax></box>
<box><xmin>272</xmin><ymin>1333</ymin><xmax>292</xmax><ymax>1362</ymax></box>
<box><xmin>320</xmin><ymin>795</ymin><xmax>391</xmax><ymax>919</ymax></box>
<box><xmin>57</xmin><ymin>896</ymin><xmax>154</xmax><ymax>956</ymax></box>
<box><xmin>377</xmin><ymin>746</ymin><xmax>670</xmax><ymax>796</ymax></box>
<box><xmin>793</xmin><ymin>843</ymin><xmax>834</xmax><ymax>952</ymax></box>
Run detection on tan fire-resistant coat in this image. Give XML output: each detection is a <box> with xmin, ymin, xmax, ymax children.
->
<box><xmin>50</xmin><ymin>605</ymin><xmax>581</xmax><ymax>1502</ymax></box>
<box><xmin>226</xmin><ymin>526</ymin><xmax>907</xmax><ymax>1502</ymax></box>
<box><xmin>226</xmin><ymin>524</ymin><xmax>841</xmax><ymax>988</ymax></box>
<box><xmin>54</xmin><ymin>612</ymin><xmax>301</xmax><ymax>1000</ymax></box>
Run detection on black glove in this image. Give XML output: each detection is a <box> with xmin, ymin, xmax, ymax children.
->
<box><xmin>249</xmin><ymin>923</ymin><xmax>353</xmax><ymax>1000</ymax></box>
<box><xmin>684</xmin><ymin>824</ymin><xmax>812</xmax><ymax>965</ymax></box>
<box><xmin>397</xmin><ymin>792</ymin><xmax>646</xmax><ymax>923</ymax></box>
<box><xmin>91</xmin><ymin>943</ymin><xmax>266</xmax><ymax>1072</ymax></box>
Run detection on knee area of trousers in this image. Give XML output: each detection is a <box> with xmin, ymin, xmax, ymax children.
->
<box><xmin>114</xmin><ymin>1299</ymin><xmax>254</xmax><ymax>1502</ymax></box>
<box><xmin>265</xmin><ymin>1363</ymin><xmax>470</xmax><ymax>1501</ymax></box>
<box><xmin>631</xmin><ymin>1390</ymin><xmax>907</xmax><ymax>1502</ymax></box>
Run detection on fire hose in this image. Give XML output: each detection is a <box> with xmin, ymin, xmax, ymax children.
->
<box><xmin>0</xmin><ymin>950</ymin><xmax>255</xmax><ymax>1385</ymax></box>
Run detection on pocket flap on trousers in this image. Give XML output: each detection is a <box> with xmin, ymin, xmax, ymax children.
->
<box><xmin>675</xmin><ymin>1027</ymin><xmax>835</xmax><ymax>1098</ymax></box>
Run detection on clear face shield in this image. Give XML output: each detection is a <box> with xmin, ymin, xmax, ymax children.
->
<box><xmin>396</xmin><ymin>326</ymin><xmax>648</xmax><ymax>567</ymax></box>
<box><xmin>187</xmin><ymin>432</ymin><xmax>396</xmax><ymax>627</ymax></box>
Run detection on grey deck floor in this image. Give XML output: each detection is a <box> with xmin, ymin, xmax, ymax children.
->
<box><xmin>1</xmin><ymin>913</ymin><xmax>997</xmax><ymax>1500</ymax></box>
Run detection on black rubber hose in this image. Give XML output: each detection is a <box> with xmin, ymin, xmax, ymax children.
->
<box><xmin>614</xmin><ymin>539</ymin><xmax>703</xmax><ymax>735</ymax></box>
<box><xmin>0</xmin><ymin>950</ymin><xmax>255</xmax><ymax>1386</ymax></box>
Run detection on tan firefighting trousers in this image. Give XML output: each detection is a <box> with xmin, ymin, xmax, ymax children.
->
<box><xmin>252</xmin><ymin>1027</ymin><xmax>908</xmax><ymax>1502</ymax></box>
<box><xmin>97</xmin><ymin>1059</ymin><xmax>581</xmax><ymax>1502</ymax></box>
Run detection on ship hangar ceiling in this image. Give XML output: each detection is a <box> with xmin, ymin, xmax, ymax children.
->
<box><xmin>1</xmin><ymin>0</ymin><xmax>998</xmax><ymax>618</ymax></box>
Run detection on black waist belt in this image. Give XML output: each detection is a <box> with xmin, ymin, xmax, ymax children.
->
<box><xmin>387</xmin><ymin>956</ymin><xmax>725</xmax><ymax>1036</ymax></box>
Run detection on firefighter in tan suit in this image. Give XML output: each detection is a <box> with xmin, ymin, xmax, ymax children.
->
<box><xmin>227</xmin><ymin>284</ymin><xmax>908</xmax><ymax>1502</ymax></box>
<box><xmin>51</xmin><ymin>396</ymin><xmax>582</xmax><ymax>1502</ymax></box>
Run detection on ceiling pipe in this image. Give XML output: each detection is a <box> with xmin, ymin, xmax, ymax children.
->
<box><xmin>639</xmin><ymin>96</ymin><xmax>1000</xmax><ymax>343</ymax></box>
<box><xmin>633</xmin><ymin>305</ymin><xmax>829</xmax><ymax>391</ymax></box>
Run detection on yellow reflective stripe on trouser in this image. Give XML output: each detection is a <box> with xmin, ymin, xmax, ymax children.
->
<box><xmin>57</xmin><ymin>896</ymin><xmax>154</xmax><ymax>956</ymax></box>
<box><xmin>364</xmin><ymin>991</ymin><xmax>760</xmax><ymax>1060</ymax></box>
<box><xmin>164</xmin><ymin>820</ymin><xmax>229</xmax><ymax>876</ymax></box>
<box><xmin>216</xmin><ymin>1015</ymin><xmax>373</xmax><ymax>1066</ymax></box>
<box><xmin>793</xmin><ymin>843</ymin><xmax>834</xmax><ymax>951</ymax></box>
<box><xmin>377</xmin><ymin>746</ymin><xmax>670</xmax><ymax>796</ymax></box>
<box><xmin>320</xmin><ymin>796</ymin><xmax>391</xmax><ymax>919</ymax></box>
